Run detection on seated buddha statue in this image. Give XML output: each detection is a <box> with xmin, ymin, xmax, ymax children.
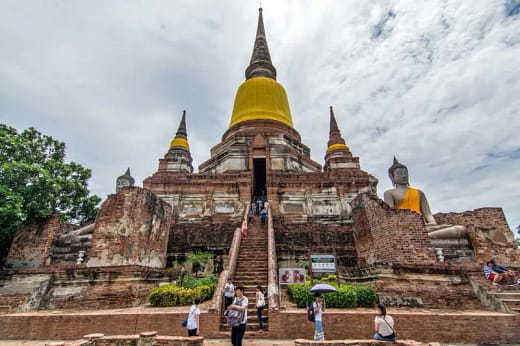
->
<box><xmin>383</xmin><ymin>157</ymin><xmax>466</xmax><ymax>239</ymax></box>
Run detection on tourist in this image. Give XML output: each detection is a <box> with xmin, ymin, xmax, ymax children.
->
<box><xmin>224</xmin><ymin>278</ymin><xmax>235</xmax><ymax>310</ymax></box>
<box><xmin>228</xmin><ymin>285</ymin><xmax>248</xmax><ymax>346</ymax></box>
<box><xmin>256</xmin><ymin>199</ymin><xmax>261</xmax><ymax>215</ymax></box>
<box><xmin>374</xmin><ymin>303</ymin><xmax>396</xmax><ymax>341</ymax></box>
<box><xmin>260</xmin><ymin>208</ymin><xmax>267</xmax><ymax>225</ymax></box>
<box><xmin>490</xmin><ymin>259</ymin><xmax>518</xmax><ymax>284</ymax></box>
<box><xmin>313</xmin><ymin>293</ymin><xmax>325</xmax><ymax>340</ymax></box>
<box><xmin>248</xmin><ymin>208</ymin><xmax>253</xmax><ymax>224</ymax></box>
<box><xmin>256</xmin><ymin>285</ymin><xmax>266</xmax><ymax>332</ymax></box>
<box><xmin>186</xmin><ymin>298</ymin><xmax>201</xmax><ymax>336</ymax></box>
<box><xmin>241</xmin><ymin>220</ymin><xmax>248</xmax><ymax>238</ymax></box>
<box><xmin>484</xmin><ymin>261</ymin><xmax>504</xmax><ymax>286</ymax></box>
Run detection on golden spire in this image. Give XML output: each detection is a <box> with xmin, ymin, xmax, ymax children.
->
<box><xmin>169</xmin><ymin>110</ymin><xmax>190</xmax><ymax>150</ymax></box>
<box><xmin>228</xmin><ymin>8</ymin><xmax>294</xmax><ymax>129</ymax></box>
<box><xmin>326</xmin><ymin>106</ymin><xmax>349</xmax><ymax>153</ymax></box>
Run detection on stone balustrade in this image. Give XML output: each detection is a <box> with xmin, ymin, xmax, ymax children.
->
<box><xmin>208</xmin><ymin>203</ymin><xmax>247</xmax><ymax>313</ymax></box>
<box><xmin>267</xmin><ymin>204</ymin><xmax>279</xmax><ymax>310</ymax></box>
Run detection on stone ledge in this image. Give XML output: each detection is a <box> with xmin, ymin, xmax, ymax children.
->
<box><xmin>67</xmin><ymin>334</ymin><xmax>203</xmax><ymax>346</ymax></box>
<box><xmin>294</xmin><ymin>339</ymin><xmax>438</xmax><ymax>346</ymax></box>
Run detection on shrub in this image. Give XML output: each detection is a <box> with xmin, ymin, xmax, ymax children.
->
<box><xmin>148</xmin><ymin>275</ymin><xmax>217</xmax><ymax>307</ymax></box>
<box><xmin>181</xmin><ymin>274</ymin><xmax>217</xmax><ymax>288</ymax></box>
<box><xmin>354</xmin><ymin>286</ymin><xmax>379</xmax><ymax>307</ymax></box>
<box><xmin>287</xmin><ymin>283</ymin><xmax>377</xmax><ymax>309</ymax></box>
<box><xmin>324</xmin><ymin>286</ymin><xmax>357</xmax><ymax>308</ymax></box>
<box><xmin>287</xmin><ymin>283</ymin><xmax>314</xmax><ymax>308</ymax></box>
<box><xmin>320</xmin><ymin>274</ymin><xmax>337</xmax><ymax>283</ymax></box>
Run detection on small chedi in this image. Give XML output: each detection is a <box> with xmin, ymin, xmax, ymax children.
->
<box><xmin>0</xmin><ymin>7</ymin><xmax>519</xmax><ymax>343</ymax></box>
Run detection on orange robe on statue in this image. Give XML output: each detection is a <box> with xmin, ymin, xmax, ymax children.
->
<box><xmin>397</xmin><ymin>187</ymin><xmax>421</xmax><ymax>213</ymax></box>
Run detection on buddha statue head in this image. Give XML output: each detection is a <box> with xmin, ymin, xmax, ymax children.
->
<box><xmin>388</xmin><ymin>157</ymin><xmax>409</xmax><ymax>187</ymax></box>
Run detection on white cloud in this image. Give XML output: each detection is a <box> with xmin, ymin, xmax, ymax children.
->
<box><xmin>1</xmin><ymin>0</ymin><xmax>519</xmax><ymax>230</ymax></box>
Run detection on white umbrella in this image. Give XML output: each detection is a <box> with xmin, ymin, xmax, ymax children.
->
<box><xmin>310</xmin><ymin>283</ymin><xmax>337</xmax><ymax>293</ymax></box>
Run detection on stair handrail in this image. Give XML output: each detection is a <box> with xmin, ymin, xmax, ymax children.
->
<box><xmin>267</xmin><ymin>203</ymin><xmax>279</xmax><ymax>310</ymax></box>
<box><xmin>209</xmin><ymin>203</ymin><xmax>248</xmax><ymax>313</ymax></box>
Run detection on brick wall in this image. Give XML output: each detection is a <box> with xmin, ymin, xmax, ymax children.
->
<box><xmin>87</xmin><ymin>187</ymin><xmax>172</xmax><ymax>268</ymax></box>
<box><xmin>352</xmin><ymin>194</ymin><xmax>437</xmax><ymax>267</ymax></box>
<box><xmin>435</xmin><ymin>208</ymin><xmax>519</xmax><ymax>266</ymax></box>
<box><xmin>41</xmin><ymin>266</ymin><xmax>168</xmax><ymax>310</ymax></box>
<box><xmin>268</xmin><ymin>309</ymin><xmax>520</xmax><ymax>344</ymax></box>
<box><xmin>373</xmin><ymin>265</ymin><xmax>482</xmax><ymax>309</ymax></box>
<box><xmin>1</xmin><ymin>309</ymin><xmax>518</xmax><ymax>344</ymax></box>
<box><xmin>167</xmin><ymin>220</ymin><xmax>239</xmax><ymax>254</ymax></box>
<box><xmin>6</xmin><ymin>212</ymin><xmax>73</xmax><ymax>269</ymax></box>
<box><xmin>273</xmin><ymin>219</ymin><xmax>357</xmax><ymax>266</ymax></box>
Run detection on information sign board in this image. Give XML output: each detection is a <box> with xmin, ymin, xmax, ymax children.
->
<box><xmin>310</xmin><ymin>254</ymin><xmax>336</xmax><ymax>273</ymax></box>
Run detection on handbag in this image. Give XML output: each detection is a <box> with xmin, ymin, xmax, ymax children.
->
<box><xmin>257</xmin><ymin>292</ymin><xmax>265</xmax><ymax>308</ymax></box>
<box><xmin>226</xmin><ymin>297</ymin><xmax>245</xmax><ymax>327</ymax></box>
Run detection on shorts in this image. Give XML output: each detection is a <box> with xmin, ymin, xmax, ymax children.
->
<box><xmin>489</xmin><ymin>273</ymin><xmax>497</xmax><ymax>281</ymax></box>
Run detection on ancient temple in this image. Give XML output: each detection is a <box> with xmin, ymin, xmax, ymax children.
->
<box><xmin>1</xmin><ymin>8</ymin><xmax>519</xmax><ymax>343</ymax></box>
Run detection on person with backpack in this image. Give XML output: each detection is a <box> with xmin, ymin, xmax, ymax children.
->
<box><xmin>227</xmin><ymin>286</ymin><xmax>248</xmax><ymax>346</ymax></box>
<box><xmin>313</xmin><ymin>293</ymin><xmax>325</xmax><ymax>340</ymax></box>
<box><xmin>260</xmin><ymin>208</ymin><xmax>267</xmax><ymax>225</ymax></box>
<box><xmin>255</xmin><ymin>285</ymin><xmax>266</xmax><ymax>333</ymax></box>
<box><xmin>374</xmin><ymin>303</ymin><xmax>396</xmax><ymax>341</ymax></box>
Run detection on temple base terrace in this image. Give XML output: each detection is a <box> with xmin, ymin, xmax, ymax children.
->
<box><xmin>0</xmin><ymin>306</ymin><xmax>518</xmax><ymax>345</ymax></box>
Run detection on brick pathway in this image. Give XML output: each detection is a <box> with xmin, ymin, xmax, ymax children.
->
<box><xmin>0</xmin><ymin>339</ymin><xmax>295</xmax><ymax>346</ymax></box>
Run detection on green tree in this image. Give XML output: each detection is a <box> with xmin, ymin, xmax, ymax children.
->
<box><xmin>0</xmin><ymin>124</ymin><xmax>101</xmax><ymax>263</ymax></box>
<box><xmin>185</xmin><ymin>251</ymin><xmax>212</xmax><ymax>278</ymax></box>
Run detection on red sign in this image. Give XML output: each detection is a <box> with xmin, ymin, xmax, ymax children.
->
<box><xmin>279</xmin><ymin>268</ymin><xmax>306</xmax><ymax>284</ymax></box>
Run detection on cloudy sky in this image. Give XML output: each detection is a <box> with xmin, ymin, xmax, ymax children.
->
<box><xmin>1</xmin><ymin>0</ymin><xmax>519</xmax><ymax>230</ymax></box>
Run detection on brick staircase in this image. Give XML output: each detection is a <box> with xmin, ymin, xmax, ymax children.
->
<box><xmin>487</xmin><ymin>281</ymin><xmax>520</xmax><ymax>313</ymax></box>
<box><xmin>220</xmin><ymin>216</ymin><xmax>269</xmax><ymax>335</ymax></box>
<box><xmin>470</xmin><ymin>275</ymin><xmax>520</xmax><ymax>313</ymax></box>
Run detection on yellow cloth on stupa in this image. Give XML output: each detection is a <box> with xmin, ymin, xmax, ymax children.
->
<box><xmin>397</xmin><ymin>187</ymin><xmax>421</xmax><ymax>213</ymax></box>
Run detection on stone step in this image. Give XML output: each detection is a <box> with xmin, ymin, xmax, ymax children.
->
<box><xmin>221</xmin><ymin>314</ymin><xmax>268</xmax><ymax>323</ymax></box>
<box><xmin>237</xmin><ymin>257</ymin><xmax>268</xmax><ymax>261</ymax></box>
<box><xmin>233</xmin><ymin>278</ymin><xmax>268</xmax><ymax>284</ymax></box>
<box><xmin>213</xmin><ymin>330</ymin><xmax>271</xmax><ymax>338</ymax></box>
<box><xmin>489</xmin><ymin>292</ymin><xmax>520</xmax><ymax>300</ymax></box>
<box><xmin>235</xmin><ymin>266</ymin><xmax>268</xmax><ymax>271</ymax></box>
<box><xmin>220</xmin><ymin>322</ymin><xmax>269</xmax><ymax>332</ymax></box>
<box><xmin>233</xmin><ymin>282</ymin><xmax>268</xmax><ymax>287</ymax></box>
<box><xmin>236</xmin><ymin>264</ymin><xmax>268</xmax><ymax>268</ymax></box>
<box><xmin>499</xmin><ymin>299</ymin><xmax>520</xmax><ymax>308</ymax></box>
<box><xmin>234</xmin><ymin>268</ymin><xmax>268</xmax><ymax>272</ymax></box>
<box><xmin>234</xmin><ymin>274</ymin><xmax>269</xmax><ymax>278</ymax></box>
<box><xmin>233</xmin><ymin>274</ymin><xmax>268</xmax><ymax>279</ymax></box>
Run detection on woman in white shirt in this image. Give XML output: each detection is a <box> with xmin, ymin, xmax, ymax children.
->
<box><xmin>256</xmin><ymin>285</ymin><xmax>266</xmax><ymax>332</ymax></box>
<box><xmin>374</xmin><ymin>303</ymin><xmax>396</xmax><ymax>341</ymax></box>
<box><xmin>187</xmin><ymin>298</ymin><xmax>201</xmax><ymax>336</ymax></box>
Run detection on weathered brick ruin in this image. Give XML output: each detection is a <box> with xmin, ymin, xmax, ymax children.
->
<box><xmin>1</xmin><ymin>7</ymin><xmax>519</xmax><ymax>344</ymax></box>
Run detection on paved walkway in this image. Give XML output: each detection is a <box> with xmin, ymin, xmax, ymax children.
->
<box><xmin>0</xmin><ymin>340</ymin><xmax>295</xmax><ymax>346</ymax></box>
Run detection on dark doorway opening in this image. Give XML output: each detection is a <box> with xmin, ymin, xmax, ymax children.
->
<box><xmin>253</xmin><ymin>158</ymin><xmax>267</xmax><ymax>198</ymax></box>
